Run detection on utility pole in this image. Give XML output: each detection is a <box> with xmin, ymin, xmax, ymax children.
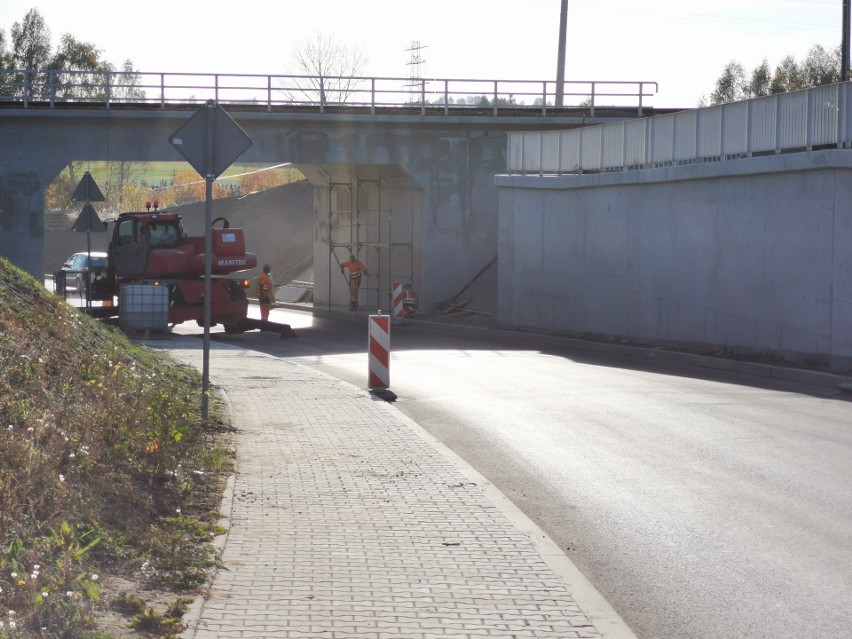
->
<box><xmin>843</xmin><ymin>0</ymin><xmax>851</xmax><ymax>81</ymax></box>
<box><xmin>556</xmin><ymin>0</ymin><xmax>569</xmax><ymax>107</ymax></box>
<box><xmin>405</xmin><ymin>41</ymin><xmax>427</xmax><ymax>104</ymax></box>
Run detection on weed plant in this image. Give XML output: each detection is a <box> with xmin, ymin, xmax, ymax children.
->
<box><xmin>0</xmin><ymin>258</ymin><xmax>233</xmax><ymax>638</ymax></box>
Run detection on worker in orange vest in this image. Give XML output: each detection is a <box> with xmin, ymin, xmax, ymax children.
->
<box><xmin>341</xmin><ymin>254</ymin><xmax>367</xmax><ymax>310</ymax></box>
<box><xmin>256</xmin><ymin>264</ymin><xmax>274</xmax><ymax>320</ymax></box>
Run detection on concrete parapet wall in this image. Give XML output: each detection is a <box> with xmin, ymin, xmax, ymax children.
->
<box><xmin>496</xmin><ymin>150</ymin><xmax>852</xmax><ymax>370</ymax></box>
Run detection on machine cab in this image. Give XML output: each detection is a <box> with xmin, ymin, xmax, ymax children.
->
<box><xmin>110</xmin><ymin>211</ymin><xmax>186</xmax><ymax>277</ymax></box>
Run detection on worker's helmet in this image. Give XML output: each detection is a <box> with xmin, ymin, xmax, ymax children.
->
<box><xmin>263</xmin><ymin>264</ymin><xmax>271</xmax><ymax>273</ymax></box>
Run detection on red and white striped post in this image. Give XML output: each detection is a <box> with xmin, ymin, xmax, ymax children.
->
<box><xmin>368</xmin><ymin>313</ymin><xmax>390</xmax><ymax>391</ymax></box>
<box><xmin>391</xmin><ymin>282</ymin><xmax>405</xmax><ymax>323</ymax></box>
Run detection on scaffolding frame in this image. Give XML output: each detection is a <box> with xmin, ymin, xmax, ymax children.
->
<box><xmin>327</xmin><ymin>173</ymin><xmax>417</xmax><ymax>314</ymax></box>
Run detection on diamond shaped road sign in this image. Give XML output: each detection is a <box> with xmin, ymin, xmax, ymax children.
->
<box><xmin>169</xmin><ymin>100</ymin><xmax>253</xmax><ymax>179</ymax></box>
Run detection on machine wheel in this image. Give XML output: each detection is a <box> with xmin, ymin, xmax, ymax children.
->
<box><xmin>229</xmin><ymin>285</ymin><xmax>248</xmax><ymax>302</ymax></box>
<box><xmin>223</xmin><ymin>324</ymin><xmax>245</xmax><ymax>334</ymax></box>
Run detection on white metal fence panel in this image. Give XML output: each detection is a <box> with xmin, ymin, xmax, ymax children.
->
<box><xmin>581</xmin><ymin>126</ymin><xmax>603</xmax><ymax>171</ymax></box>
<box><xmin>623</xmin><ymin>118</ymin><xmax>647</xmax><ymax>167</ymax></box>
<box><xmin>602</xmin><ymin>122</ymin><xmax>626</xmax><ymax>169</ymax></box>
<box><xmin>507</xmin><ymin>133</ymin><xmax>524</xmax><ymax>172</ymax></box>
<box><xmin>561</xmin><ymin>129</ymin><xmax>582</xmax><ymax>172</ymax></box>
<box><xmin>777</xmin><ymin>90</ymin><xmax>808</xmax><ymax>150</ymax></box>
<box><xmin>505</xmin><ymin>82</ymin><xmax>852</xmax><ymax>174</ymax></box>
<box><xmin>540</xmin><ymin>131</ymin><xmax>561</xmax><ymax>173</ymax></box>
<box><xmin>673</xmin><ymin>110</ymin><xmax>698</xmax><ymax>162</ymax></box>
<box><xmin>844</xmin><ymin>83</ymin><xmax>852</xmax><ymax>147</ymax></box>
<box><xmin>696</xmin><ymin>105</ymin><xmax>723</xmax><ymax>160</ymax></box>
<box><xmin>522</xmin><ymin>132</ymin><xmax>542</xmax><ymax>173</ymax></box>
<box><xmin>721</xmin><ymin>100</ymin><xmax>749</xmax><ymax>157</ymax></box>
<box><xmin>649</xmin><ymin>114</ymin><xmax>675</xmax><ymax>164</ymax></box>
<box><xmin>810</xmin><ymin>84</ymin><xmax>840</xmax><ymax>147</ymax></box>
<box><xmin>749</xmin><ymin>95</ymin><xmax>778</xmax><ymax>154</ymax></box>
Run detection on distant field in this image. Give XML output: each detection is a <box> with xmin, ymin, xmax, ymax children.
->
<box><xmin>82</xmin><ymin>161</ymin><xmax>300</xmax><ymax>187</ymax></box>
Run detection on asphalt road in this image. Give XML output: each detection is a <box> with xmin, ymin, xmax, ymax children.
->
<box><xmin>186</xmin><ymin>306</ymin><xmax>852</xmax><ymax>639</ymax></box>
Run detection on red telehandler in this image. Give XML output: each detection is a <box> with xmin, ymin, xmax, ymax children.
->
<box><xmin>88</xmin><ymin>204</ymin><xmax>296</xmax><ymax>337</ymax></box>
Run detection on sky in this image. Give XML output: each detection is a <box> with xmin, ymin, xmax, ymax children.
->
<box><xmin>0</xmin><ymin>0</ymin><xmax>843</xmax><ymax>108</ymax></box>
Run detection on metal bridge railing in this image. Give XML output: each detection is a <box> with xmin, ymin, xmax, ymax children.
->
<box><xmin>507</xmin><ymin>82</ymin><xmax>852</xmax><ymax>174</ymax></box>
<box><xmin>0</xmin><ymin>69</ymin><xmax>657</xmax><ymax>116</ymax></box>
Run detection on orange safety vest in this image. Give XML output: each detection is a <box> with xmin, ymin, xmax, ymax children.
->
<box><xmin>257</xmin><ymin>271</ymin><xmax>273</xmax><ymax>303</ymax></box>
<box><xmin>343</xmin><ymin>260</ymin><xmax>366</xmax><ymax>279</ymax></box>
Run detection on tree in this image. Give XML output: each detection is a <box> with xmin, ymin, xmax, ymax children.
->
<box><xmin>0</xmin><ymin>30</ymin><xmax>12</xmax><ymax>97</ymax></box>
<box><xmin>710</xmin><ymin>61</ymin><xmax>746</xmax><ymax>104</ymax></box>
<box><xmin>112</xmin><ymin>59</ymin><xmax>146</xmax><ymax>102</ymax></box>
<box><xmin>745</xmin><ymin>59</ymin><xmax>772</xmax><ymax>98</ymax></box>
<box><xmin>10</xmin><ymin>8</ymin><xmax>51</xmax><ymax>98</ymax></box>
<box><xmin>0</xmin><ymin>29</ymin><xmax>10</xmax><ymax>67</ymax></box>
<box><xmin>170</xmin><ymin>170</ymin><xmax>228</xmax><ymax>204</ymax></box>
<box><xmin>285</xmin><ymin>32</ymin><xmax>367</xmax><ymax>104</ymax></box>
<box><xmin>771</xmin><ymin>55</ymin><xmax>804</xmax><ymax>94</ymax></box>
<box><xmin>709</xmin><ymin>45</ymin><xmax>844</xmax><ymax>105</ymax></box>
<box><xmin>10</xmin><ymin>8</ymin><xmax>50</xmax><ymax>71</ymax></box>
<box><xmin>2</xmin><ymin>8</ymin><xmax>143</xmax><ymax>102</ymax></box>
<box><xmin>237</xmin><ymin>167</ymin><xmax>303</xmax><ymax>195</ymax></box>
<box><xmin>119</xmin><ymin>181</ymin><xmax>154</xmax><ymax>212</ymax></box>
<box><xmin>45</xmin><ymin>34</ymin><xmax>106</xmax><ymax>100</ymax></box>
<box><xmin>43</xmin><ymin>164</ymin><xmax>75</xmax><ymax>211</ymax></box>
<box><xmin>803</xmin><ymin>44</ymin><xmax>840</xmax><ymax>88</ymax></box>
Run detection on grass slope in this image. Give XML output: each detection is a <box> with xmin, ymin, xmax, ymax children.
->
<box><xmin>0</xmin><ymin>258</ymin><xmax>233</xmax><ymax>638</ymax></box>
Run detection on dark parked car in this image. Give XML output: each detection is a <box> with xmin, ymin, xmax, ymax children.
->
<box><xmin>58</xmin><ymin>251</ymin><xmax>108</xmax><ymax>297</ymax></box>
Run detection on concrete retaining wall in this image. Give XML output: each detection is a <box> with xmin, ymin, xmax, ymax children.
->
<box><xmin>496</xmin><ymin>150</ymin><xmax>852</xmax><ymax>370</ymax></box>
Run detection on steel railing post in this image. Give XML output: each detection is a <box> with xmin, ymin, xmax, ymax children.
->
<box><xmin>493</xmin><ymin>81</ymin><xmax>498</xmax><ymax>116</ymax></box>
<box><xmin>590</xmin><ymin>82</ymin><xmax>595</xmax><ymax>118</ymax></box>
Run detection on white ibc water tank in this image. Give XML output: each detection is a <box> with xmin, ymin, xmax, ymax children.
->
<box><xmin>119</xmin><ymin>284</ymin><xmax>169</xmax><ymax>331</ymax></box>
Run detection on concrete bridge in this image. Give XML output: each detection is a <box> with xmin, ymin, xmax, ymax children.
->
<box><xmin>0</xmin><ymin>70</ymin><xmax>662</xmax><ymax>314</ymax></box>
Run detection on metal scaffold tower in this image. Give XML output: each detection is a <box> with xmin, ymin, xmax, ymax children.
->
<box><xmin>327</xmin><ymin>174</ymin><xmax>417</xmax><ymax>314</ymax></box>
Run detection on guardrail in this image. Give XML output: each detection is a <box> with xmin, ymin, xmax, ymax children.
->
<box><xmin>508</xmin><ymin>82</ymin><xmax>852</xmax><ymax>174</ymax></box>
<box><xmin>0</xmin><ymin>69</ymin><xmax>657</xmax><ymax>116</ymax></box>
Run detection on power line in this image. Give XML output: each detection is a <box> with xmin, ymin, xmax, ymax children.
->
<box><xmin>563</xmin><ymin>1</ymin><xmax>836</xmax><ymax>33</ymax></box>
<box><xmin>150</xmin><ymin>162</ymin><xmax>292</xmax><ymax>192</ymax></box>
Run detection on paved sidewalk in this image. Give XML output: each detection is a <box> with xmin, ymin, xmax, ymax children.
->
<box><xmin>159</xmin><ymin>336</ymin><xmax>635</xmax><ymax>639</ymax></box>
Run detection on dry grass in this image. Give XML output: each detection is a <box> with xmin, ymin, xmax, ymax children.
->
<box><xmin>0</xmin><ymin>258</ymin><xmax>233</xmax><ymax>638</ymax></box>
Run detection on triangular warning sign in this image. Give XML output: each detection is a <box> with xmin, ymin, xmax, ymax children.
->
<box><xmin>71</xmin><ymin>172</ymin><xmax>106</xmax><ymax>202</ymax></box>
<box><xmin>72</xmin><ymin>203</ymin><xmax>107</xmax><ymax>232</ymax></box>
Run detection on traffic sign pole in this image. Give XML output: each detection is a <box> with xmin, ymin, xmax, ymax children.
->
<box><xmin>202</xmin><ymin>102</ymin><xmax>215</xmax><ymax>423</ymax></box>
<box><xmin>71</xmin><ymin>173</ymin><xmax>107</xmax><ymax>309</ymax></box>
<box><xmin>170</xmin><ymin>99</ymin><xmax>253</xmax><ymax>424</ymax></box>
